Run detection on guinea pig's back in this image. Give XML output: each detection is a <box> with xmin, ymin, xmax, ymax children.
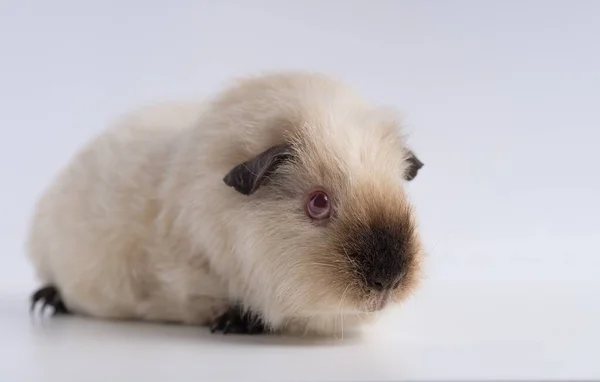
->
<box><xmin>26</xmin><ymin>101</ymin><xmax>206</xmax><ymax>318</ymax></box>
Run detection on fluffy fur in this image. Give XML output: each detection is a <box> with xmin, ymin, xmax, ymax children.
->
<box><xmin>26</xmin><ymin>72</ymin><xmax>424</xmax><ymax>336</ymax></box>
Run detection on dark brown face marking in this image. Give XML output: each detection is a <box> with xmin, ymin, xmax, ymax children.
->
<box><xmin>405</xmin><ymin>150</ymin><xmax>424</xmax><ymax>181</ymax></box>
<box><xmin>223</xmin><ymin>144</ymin><xmax>293</xmax><ymax>195</ymax></box>
<box><xmin>341</xmin><ymin>214</ymin><xmax>417</xmax><ymax>292</ymax></box>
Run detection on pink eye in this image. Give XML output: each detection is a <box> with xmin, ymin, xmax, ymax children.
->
<box><xmin>306</xmin><ymin>191</ymin><xmax>331</xmax><ymax>219</ymax></box>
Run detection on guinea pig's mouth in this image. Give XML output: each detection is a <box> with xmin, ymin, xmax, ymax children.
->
<box><xmin>366</xmin><ymin>291</ymin><xmax>392</xmax><ymax>313</ymax></box>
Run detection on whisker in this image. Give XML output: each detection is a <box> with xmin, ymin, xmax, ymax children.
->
<box><xmin>337</xmin><ymin>283</ymin><xmax>352</xmax><ymax>339</ymax></box>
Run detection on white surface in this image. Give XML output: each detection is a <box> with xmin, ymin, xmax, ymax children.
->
<box><xmin>1</xmin><ymin>1</ymin><xmax>599</xmax><ymax>381</ymax></box>
<box><xmin>3</xmin><ymin>281</ymin><xmax>600</xmax><ymax>381</ymax></box>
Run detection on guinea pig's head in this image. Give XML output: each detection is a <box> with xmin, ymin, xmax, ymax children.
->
<box><xmin>222</xmin><ymin>104</ymin><xmax>424</xmax><ymax>320</ymax></box>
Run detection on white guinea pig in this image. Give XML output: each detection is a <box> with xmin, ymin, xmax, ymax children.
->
<box><xmin>27</xmin><ymin>72</ymin><xmax>425</xmax><ymax>336</ymax></box>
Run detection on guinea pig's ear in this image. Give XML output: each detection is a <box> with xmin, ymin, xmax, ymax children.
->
<box><xmin>223</xmin><ymin>143</ymin><xmax>293</xmax><ymax>195</ymax></box>
<box><xmin>404</xmin><ymin>150</ymin><xmax>424</xmax><ymax>181</ymax></box>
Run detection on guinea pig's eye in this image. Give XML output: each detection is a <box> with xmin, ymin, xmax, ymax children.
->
<box><xmin>306</xmin><ymin>191</ymin><xmax>331</xmax><ymax>220</ymax></box>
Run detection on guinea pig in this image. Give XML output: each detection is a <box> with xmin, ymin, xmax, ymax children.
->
<box><xmin>27</xmin><ymin>71</ymin><xmax>425</xmax><ymax>337</ymax></box>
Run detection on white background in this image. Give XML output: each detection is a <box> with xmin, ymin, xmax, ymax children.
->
<box><xmin>1</xmin><ymin>1</ymin><xmax>599</xmax><ymax>381</ymax></box>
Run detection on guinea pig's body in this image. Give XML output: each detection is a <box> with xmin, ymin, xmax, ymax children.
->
<box><xmin>27</xmin><ymin>72</ymin><xmax>425</xmax><ymax>336</ymax></box>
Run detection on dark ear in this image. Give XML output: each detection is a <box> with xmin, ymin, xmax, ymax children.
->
<box><xmin>223</xmin><ymin>144</ymin><xmax>293</xmax><ymax>195</ymax></box>
<box><xmin>404</xmin><ymin>150</ymin><xmax>424</xmax><ymax>181</ymax></box>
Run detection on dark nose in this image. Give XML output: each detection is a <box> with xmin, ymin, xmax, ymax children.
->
<box><xmin>343</xmin><ymin>223</ymin><xmax>415</xmax><ymax>293</ymax></box>
<box><xmin>366</xmin><ymin>271</ymin><xmax>402</xmax><ymax>292</ymax></box>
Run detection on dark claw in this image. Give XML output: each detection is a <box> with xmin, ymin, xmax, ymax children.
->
<box><xmin>30</xmin><ymin>285</ymin><xmax>70</xmax><ymax>316</ymax></box>
<box><xmin>223</xmin><ymin>320</ymin><xmax>233</xmax><ymax>334</ymax></box>
<box><xmin>41</xmin><ymin>300</ymin><xmax>50</xmax><ymax>314</ymax></box>
<box><xmin>210</xmin><ymin>305</ymin><xmax>265</xmax><ymax>335</ymax></box>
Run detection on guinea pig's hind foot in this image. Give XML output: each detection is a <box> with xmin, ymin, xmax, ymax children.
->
<box><xmin>30</xmin><ymin>285</ymin><xmax>70</xmax><ymax>316</ymax></box>
<box><xmin>209</xmin><ymin>305</ymin><xmax>265</xmax><ymax>335</ymax></box>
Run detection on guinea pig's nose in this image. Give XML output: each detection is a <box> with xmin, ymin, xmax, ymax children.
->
<box><xmin>372</xmin><ymin>280</ymin><xmax>385</xmax><ymax>291</ymax></box>
<box><xmin>344</xmin><ymin>224</ymin><xmax>415</xmax><ymax>294</ymax></box>
<box><xmin>367</xmin><ymin>272</ymin><xmax>402</xmax><ymax>292</ymax></box>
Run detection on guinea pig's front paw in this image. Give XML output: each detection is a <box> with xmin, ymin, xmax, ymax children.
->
<box><xmin>209</xmin><ymin>305</ymin><xmax>265</xmax><ymax>335</ymax></box>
